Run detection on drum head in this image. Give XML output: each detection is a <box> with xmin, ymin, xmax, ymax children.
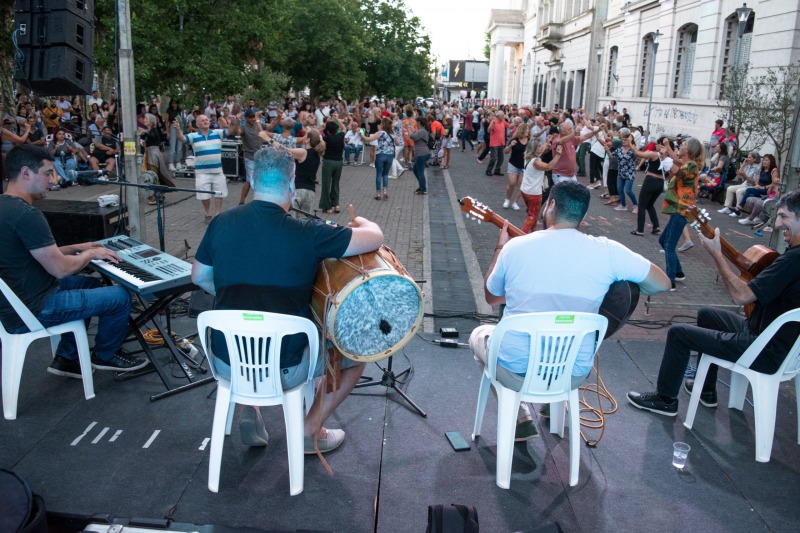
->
<box><xmin>331</xmin><ymin>274</ymin><xmax>422</xmax><ymax>361</ymax></box>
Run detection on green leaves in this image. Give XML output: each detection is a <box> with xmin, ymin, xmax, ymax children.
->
<box><xmin>93</xmin><ymin>0</ymin><xmax>432</xmax><ymax>103</ymax></box>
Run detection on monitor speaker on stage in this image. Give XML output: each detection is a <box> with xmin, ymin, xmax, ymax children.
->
<box><xmin>13</xmin><ymin>0</ymin><xmax>95</xmax><ymax>96</ymax></box>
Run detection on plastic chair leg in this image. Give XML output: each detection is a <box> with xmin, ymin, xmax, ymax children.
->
<box><xmin>225</xmin><ymin>403</ymin><xmax>235</xmax><ymax>435</ymax></box>
<box><xmin>72</xmin><ymin>324</ymin><xmax>95</xmax><ymax>401</ymax></box>
<box><xmin>2</xmin><ymin>336</ymin><xmax>33</xmax><ymax>420</ymax></box>
<box><xmin>50</xmin><ymin>334</ymin><xmax>61</xmax><ymax>356</ymax></box>
<box><xmin>728</xmin><ymin>372</ymin><xmax>749</xmax><ymax>410</ymax></box>
<box><xmin>568</xmin><ymin>391</ymin><xmax>580</xmax><ymax>486</ymax></box>
<box><xmin>472</xmin><ymin>374</ymin><xmax>491</xmax><ymax>441</ymax></box>
<box><xmin>283</xmin><ymin>385</ymin><xmax>305</xmax><ymax>496</ymax></box>
<box><xmin>751</xmin><ymin>375</ymin><xmax>779</xmax><ymax>463</ymax></box>
<box><xmin>550</xmin><ymin>400</ymin><xmax>566</xmax><ymax>438</ymax></box>
<box><xmin>495</xmin><ymin>386</ymin><xmax>519</xmax><ymax>489</ymax></box>
<box><xmin>684</xmin><ymin>359</ymin><xmax>712</xmax><ymax>429</ymax></box>
<box><xmin>208</xmin><ymin>384</ymin><xmax>232</xmax><ymax>492</ymax></box>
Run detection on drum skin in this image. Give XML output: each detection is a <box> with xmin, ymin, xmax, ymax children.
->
<box><xmin>311</xmin><ymin>246</ymin><xmax>424</xmax><ymax>362</ymax></box>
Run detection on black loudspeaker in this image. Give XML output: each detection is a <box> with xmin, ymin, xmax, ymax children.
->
<box><xmin>34</xmin><ymin>199</ymin><xmax>127</xmax><ymax>246</ymax></box>
<box><xmin>13</xmin><ymin>0</ymin><xmax>94</xmax><ymax>96</ymax></box>
<box><xmin>221</xmin><ymin>141</ymin><xmax>240</xmax><ymax>178</ymax></box>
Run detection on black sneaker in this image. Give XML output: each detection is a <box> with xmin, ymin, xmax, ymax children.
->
<box><xmin>47</xmin><ymin>355</ymin><xmax>90</xmax><ymax>379</ymax></box>
<box><xmin>683</xmin><ymin>379</ymin><xmax>718</xmax><ymax>407</ymax></box>
<box><xmin>494</xmin><ymin>172</ymin><xmax>504</xmax><ymax>176</ymax></box>
<box><xmin>627</xmin><ymin>391</ymin><xmax>678</xmax><ymax>416</ymax></box>
<box><xmin>675</xmin><ymin>272</ymin><xmax>686</xmax><ymax>281</ymax></box>
<box><xmin>485</xmin><ymin>171</ymin><xmax>493</xmax><ymax>176</ymax></box>
<box><xmin>91</xmin><ymin>351</ymin><xmax>148</xmax><ymax>371</ymax></box>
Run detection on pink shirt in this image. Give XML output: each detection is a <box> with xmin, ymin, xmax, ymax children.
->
<box><xmin>489</xmin><ymin>119</ymin><xmax>509</xmax><ymax>147</ymax></box>
<box><xmin>552</xmin><ymin>135</ymin><xmax>582</xmax><ymax>177</ymax></box>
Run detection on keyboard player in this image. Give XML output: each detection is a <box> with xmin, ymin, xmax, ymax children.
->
<box><xmin>0</xmin><ymin>145</ymin><xmax>148</xmax><ymax>379</ymax></box>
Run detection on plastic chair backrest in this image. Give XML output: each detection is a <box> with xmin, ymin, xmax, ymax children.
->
<box><xmin>0</xmin><ymin>277</ymin><xmax>46</xmax><ymax>334</ymax></box>
<box><xmin>736</xmin><ymin>308</ymin><xmax>800</xmax><ymax>378</ymax></box>
<box><xmin>487</xmin><ymin>312</ymin><xmax>608</xmax><ymax>400</ymax></box>
<box><xmin>197</xmin><ymin>310</ymin><xmax>319</xmax><ymax>403</ymax></box>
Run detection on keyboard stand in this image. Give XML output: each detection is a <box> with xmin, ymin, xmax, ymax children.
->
<box><xmin>116</xmin><ymin>289</ymin><xmax>214</xmax><ymax>401</ymax></box>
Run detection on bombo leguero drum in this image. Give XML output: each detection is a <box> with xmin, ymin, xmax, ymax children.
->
<box><xmin>310</xmin><ymin>245</ymin><xmax>423</xmax><ymax>362</ymax></box>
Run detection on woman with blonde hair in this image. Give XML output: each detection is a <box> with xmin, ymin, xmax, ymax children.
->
<box><xmin>293</xmin><ymin>128</ymin><xmax>326</xmax><ymax>215</ymax></box>
<box><xmin>367</xmin><ymin>106</ymin><xmax>382</xmax><ymax>166</ymax></box>
<box><xmin>501</xmin><ymin>124</ymin><xmax>529</xmax><ymax>210</ymax></box>
<box><xmin>659</xmin><ymin>137</ymin><xmax>704</xmax><ymax>290</ymax></box>
<box><xmin>519</xmin><ymin>137</ymin><xmax>563</xmax><ymax>233</ymax></box>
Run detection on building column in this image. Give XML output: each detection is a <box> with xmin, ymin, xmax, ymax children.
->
<box><xmin>489</xmin><ymin>43</ymin><xmax>506</xmax><ymax>102</ymax></box>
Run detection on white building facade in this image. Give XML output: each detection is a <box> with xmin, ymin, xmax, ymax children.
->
<box><xmin>487</xmin><ymin>0</ymin><xmax>800</xmax><ymax>141</ymax></box>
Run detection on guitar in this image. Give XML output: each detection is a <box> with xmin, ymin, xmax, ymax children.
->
<box><xmin>684</xmin><ymin>205</ymin><xmax>779</xmax><ymax>316</ymax></box>
<box><xmin>458</xmin><ymin>196</ymin><xmax>640</xmax><ymax>339</ymax></box>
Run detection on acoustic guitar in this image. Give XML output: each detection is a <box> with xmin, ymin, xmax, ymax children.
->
<box><xmin>684</xmin><ymin>205</ymin><xmax>779</xmax><ymax>316</ymax></box>
<box><xmin>458</xmin><ymin>196</ymin><xmax>640</xmax><ymax>338</ymax></box>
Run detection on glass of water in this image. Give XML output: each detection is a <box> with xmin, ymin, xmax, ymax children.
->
<box><xmin>673</xmin><ymin>442</ymin><xmax>691</xmax><ymax>469</ymax></box>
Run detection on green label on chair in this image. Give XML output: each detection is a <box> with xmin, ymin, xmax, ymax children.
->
<box><xmin>555</xmin><ymin>315</ymin><xmax>575</xmax><ymax>324</ymax></box>
<box><xmin>242</xmin><ymin>313</ymin><xmax>264</xmax><ymax>321</ymax></box>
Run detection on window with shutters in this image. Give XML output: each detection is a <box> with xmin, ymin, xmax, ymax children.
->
<box><xmin>639</xmin><ymin>34</ymin><xmax>654</xmax><ymax>98</ymax></box>
<box><xmin>719</xmin><ymin>11</ymin><xmax>755</xmax><ymax>98</ymax></box>
<box><xmin>673</xmin><ymin>24</ymin><xmax>698</xmax><ymax>98</ymax></box>
<box><xmin>606</xmin><ymin>46</ymin><xmax>618</xmax><ymax>97</ymax></box>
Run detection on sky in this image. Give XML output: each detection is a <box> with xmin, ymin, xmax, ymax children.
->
<box><xmin>403</xmin><ymin>0</ymin><xmax>505</xmax><ymax>64</ymax></box>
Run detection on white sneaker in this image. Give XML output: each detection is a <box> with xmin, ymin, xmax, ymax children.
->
<box><xmin>614</xmin><ymin>205</ymin><xmax>627</xmax><ymax>211</ymax></box>
<box><xmin>738</xmin><ymin>218</ymin><xmax>754</xmax><ymax>225</ymax></box>
<box><xmin>631</xmin><ymin>206</ymin><xmax>639</xmax><ymax>214</ymax></box>
<box><xmin>502</xmin><ymin>199</ymin><xmax>510</xmax><ymax>209</ymax></box>
<box><xmin>718</xmin><ymin>207</ymin><xmax>732</xmax><ymax>214</ymax></box>
<box><xmin>729</xmin><ymin>212</ymin><xmax>739</xmax><ymax>217</ymax></box>
<box><xmin>369</xmin><ymin>163</ymin><xmax>375</xmax><ymax>168</ymax></box>
<box><xmin>168</xmin><ymin>163</ymin><xmax>176</xmax><ymax>171</ymax></box>
<box><xmin>677</xmin><ymin>242</ymin><xmax>694</xmax><ymax>252</ymax></box>
<box><xmin>511</xmin><ymin>202</ymin><xmax>520</xmax><ymax>211</ymax></box>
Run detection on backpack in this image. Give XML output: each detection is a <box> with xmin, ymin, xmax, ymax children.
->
<box><xmin>426</xmin><ymin>503</ymin><xmax>479</xmax><ymax>533</ymax></box>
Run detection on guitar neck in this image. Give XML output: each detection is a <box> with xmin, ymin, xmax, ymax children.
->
<box><xmin>485</xmin><ymin>213</ymin><xmax>526</xmax><ymax>239</ymax></box>
<box><xmin>695</xmin><ymin>220</ymin><xmax>755</xmax><ymax>272</ymax></box>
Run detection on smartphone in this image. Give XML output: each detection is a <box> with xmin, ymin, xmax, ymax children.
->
<box><xmin>445</xmin><ymin>431</ymin><xmax>470</xmax><ymax>451</ymax></box>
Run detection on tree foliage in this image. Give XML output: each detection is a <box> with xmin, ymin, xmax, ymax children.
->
<box><xmin>91</xmin><ymin>0</ymin><xmax>432</xmax><ymax>105</ymax></box>
<box><xmin>719</xmin><ymin>63</ymin><xmax>800</xmax><ymax>168</ymax></box>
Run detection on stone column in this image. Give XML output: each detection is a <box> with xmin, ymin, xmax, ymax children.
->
<box><xmin>490</xmin><ymin>44</ymin><xmax>506</xmax><ymax>102</ymax></box>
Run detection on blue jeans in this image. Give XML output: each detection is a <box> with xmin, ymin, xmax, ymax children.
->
<box><xmin>53</xmin><ymin>157</ymin><xmax>77</xmax><ymax>184</ymax></box>
<box><xmin>169</xmin><ymin>127</ymin><xmax>184</xmax><ymax>165</ymax></box>
<box><xmin>659</xmin><ymin>214</ymin><xmax>687</xmax><ymax>282</ymax></box>
<box><xmin>21</xmin><ymin>276</ymin><xmax>132</xmax><ymax>361</ymax></box>
<box><xmin>413</xmin><ymin>153</ymin><xmax>430</xmax><ymax>191</ymax></box>
<box><xmin>460</xmin><ymin>129</ymin><xmax>474</xmax><ymax>150</ymax></box>
<box><xmin>375</xmin><ymin>153</ymin><xmax>393</xmax><ymax>191</ymax></box>
<box><xmin>617</xmin><ymin>177</ymin><xmax>638</xmax><ymax>207</ymax></box>
<box><xmin>344</xmin><ymin>144</ymin><xmax>362</xmax><ymax>163</ymax></box>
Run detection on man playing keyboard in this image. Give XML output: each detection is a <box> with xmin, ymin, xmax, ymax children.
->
<box><xmin>0</xmin><ymin>145</ymin><xmax>147</xmax><ymax>378</ymax></box>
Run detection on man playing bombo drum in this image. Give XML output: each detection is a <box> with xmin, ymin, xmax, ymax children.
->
<box><xmin>191</xmin><ymin>144</ymin><xmax>384</xmax><ymax>454</ymax></box>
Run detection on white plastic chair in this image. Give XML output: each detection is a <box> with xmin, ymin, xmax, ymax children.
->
<box><xmin>472</xmin><ymin>312</ymin><xmax>608</xmax><ymax>488</ymax></box>
<box><xmin>0</xmin><ymin>277</ymin><xmax>94</xmax><ymax>420</ymax></box>
<box><xmin>684</xmin><ymin>308</ymin><xmax>800</xmax><ymax>462</ymax></box>
<box><xmin>197</xmin><ymin>310</ymin><xmax>319</xmax><ymax>496</ymax></box>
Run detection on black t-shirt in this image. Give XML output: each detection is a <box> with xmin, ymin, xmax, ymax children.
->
<box><xmin>93</xmin><ymin>134</ymin><xmax>121</xmax><ymax>158</ymax></box>
<box><xmin>508</xmin><ymin>139</ymin><xmax>526</xmax><ymax>169</ymax></box>
<box><xmin>323</xmin><ymin>132</ymin><xmax>345</xmax><ymax>161</ymax></box>
<box><xmin>295</xmin><ymin>149</ymin><xmax>320</xmax><ymax>192</ymax></box>
<box><xmin>195</xmin><ymin>201</ymin><xmax>352</xmax><ymax>367</ymax></box>
<box><xmin>0</xmin><ymin>195</ymin><xmax>59</xmax><ymax>331</ymax></box>
<box><xmin>747</xmin><ymin>244</ymin><xmax>800</xmax><ymax>370</ymax></box>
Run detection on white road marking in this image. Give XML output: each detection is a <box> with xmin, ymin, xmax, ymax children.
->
<box><xmin>91</xmin><ymin>427</ymin><xmax>110</xmax><ymax>444</ymax></box>
<box><xmin>109</xmin><ymin>430</ymin><xmax>123</xmax><ymax>442</ymax></box>
<box><xmin>199</xmin><ymin>437</ymin><xmax>210</xmax><ymax>451</ymax></box>
<box><xmin>71</xmin><ymin>422</ymin><xmax>97</xmax><ymax>446</ymax></box>
<box><xmin>142</xmin><ymin>429</ymin><xmax>161</xmax><ymax>449</ymax></box>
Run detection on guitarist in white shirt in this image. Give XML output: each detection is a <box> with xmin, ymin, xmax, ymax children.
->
<box><xmin>471</xmin><ymin>181</ymin><xmax>671</xmax><ymax>438</ymax></box>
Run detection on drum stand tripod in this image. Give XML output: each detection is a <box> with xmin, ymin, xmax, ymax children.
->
<box><xmin>356</xmin><ymin>355</ymin><xmax>427</xmax><ymax>417</ymax></box>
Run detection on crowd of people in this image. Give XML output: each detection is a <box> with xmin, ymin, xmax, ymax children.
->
<box><xmin>2</xmin><ymin>86</ymin><xmax>799</xmax><ymax>463</ymax></box>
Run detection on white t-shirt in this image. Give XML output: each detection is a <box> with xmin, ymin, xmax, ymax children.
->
<box><xmin>590</xmin><ymin>131</ymin><xmax>607</xmax><ymax>158</ymax></box>
<box><xmin>486</xmin><ymin>229</ymin><xmax>652</xmax><ymax>376</ymax></box>
<box><xmin>344</xmin><ymin>130</ymin><xmax>363</xmax><ymax>147</ymax></box>
<box><xmin>520</xmin><ymin>159</ymin><xmax>546</xmax><ymax>195</ymax></box>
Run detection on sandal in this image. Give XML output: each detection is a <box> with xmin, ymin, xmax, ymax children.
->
<box><xmin>630</xmin><ymin>230</ymin><xmax>644</xmax><ymax>236</ymax></box>
<box><xmin>599</xmin><ymin>192</ymin><xmax>609</xmax><ymax>199</ymax></box>
<box><xmin>374</xmin><ymin>194</ymin><xmax>381</xmax><ymax>201</ymax></box>
<box><xmin>651</xmin><ymin>227</ymin><xmax>661</xmax><ymax>235</ymax></box>
<box><xmin>383</xmin><ymin>190</ymin><xmax>388</xmax><ymax>200</ymax></box>
<box><xmin>333</xmin><ymin>206</ymin><xmax>341</xmax><ymax>213</ymax></box>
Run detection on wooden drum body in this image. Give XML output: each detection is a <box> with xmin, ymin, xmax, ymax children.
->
<box><xmin>311</xmin><ymin>245</ymin><xmax>423</xmax><ymax>362</ymax></box>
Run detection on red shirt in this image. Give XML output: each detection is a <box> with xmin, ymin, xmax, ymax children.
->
<box><xmin>488</xmin><ymin>119</ymin><xmax>509</xmax><ymax>147</ymax></box>
<box><xmin>711</xmin><ymin>127</ymin><xmax>726</xmax><ymax>144</ymax></box>
<box><xmin>552</xmin><ymin>135</ymin><xmax>582</xmax><ymax>177</ymax></box>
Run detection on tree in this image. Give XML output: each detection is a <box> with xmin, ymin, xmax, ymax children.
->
<box><xmin>0</xmin><ymin>3</ymin><xmax>16</xmax><ymax>117</ymax></box>
<box><xmin>719</xmin><ymin>63</ymin><xmax>800</xmax><ymax>169</ymax></box>
<box><xmin>361</xmin><ymin>0</ymin><xmax>432</xmax><ymax>100</ymax></box>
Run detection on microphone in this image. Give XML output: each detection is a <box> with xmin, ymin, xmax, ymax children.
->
<box><xmin>67</xmin><ymin>169</ymin><xmax>109</xmax><ymax>182</ymax></box>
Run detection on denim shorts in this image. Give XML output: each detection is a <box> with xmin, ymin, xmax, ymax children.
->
<box><xmin>507</xmin><ymin>163</ymin><xmax>523</xmax><ymax>175</ymax></box>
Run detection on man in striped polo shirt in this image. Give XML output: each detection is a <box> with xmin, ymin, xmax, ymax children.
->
<box><xmin>173</xmin><ymin>114</ymin><xmax>240</xmax><ymax>220</ymax></box>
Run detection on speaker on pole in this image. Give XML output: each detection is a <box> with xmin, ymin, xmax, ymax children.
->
<box><xmin>13</xmin><ymin>0</ymin><xmax>95</xmax><ymax>96</ymax></box>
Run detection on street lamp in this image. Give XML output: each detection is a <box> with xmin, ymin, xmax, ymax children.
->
<box><xmin>595</xmin><ymin>44</ymin><xmax>603</xmax><ymax>115</ymax></box>
<box><xmin>728</xmin><ymin>3</ymin><xmax>753</xmax><ymax>126</ymax></box>
<box><xmin>645</xmin><ymin>29</ymin><xmax>662</xmax><ymax>139</ymax></box>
